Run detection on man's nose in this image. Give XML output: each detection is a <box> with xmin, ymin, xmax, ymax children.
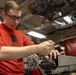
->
<box><xmin>14</xmin><ymin>19</ymin><xmax>19</xmax><ymax>24</ymax></box>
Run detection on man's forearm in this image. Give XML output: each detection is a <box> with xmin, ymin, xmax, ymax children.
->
<box><xmin>0</xmin><ymin>40</ymin><xmax>55</xmax><ymax>61</ymax></box>
<box><xmin>0</xmin><ymin>45</ymin><xmax>38</xmax><ymax>61</ymax></box>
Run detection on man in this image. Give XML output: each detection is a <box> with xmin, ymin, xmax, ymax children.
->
<box><xmin>0</xmin><ymin>0</ymin><xmax>60</xmax><ymax>75</ymax></box>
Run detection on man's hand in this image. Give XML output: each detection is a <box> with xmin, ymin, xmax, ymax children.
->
<box><xmin>44</xmin><ymin>50</ymin><xmax>61</xmax><ymax>61</ymax></box>
<box><xmin>37</xmin><ymin>40</ymin><xmax>55</xmax><ymax>55</ymax></box>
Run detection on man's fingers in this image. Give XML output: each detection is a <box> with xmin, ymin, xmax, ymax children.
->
<box><xmin>47</xmin><ymin>40</ymin><xmax>55</xmax><ymax>44</ymax></box>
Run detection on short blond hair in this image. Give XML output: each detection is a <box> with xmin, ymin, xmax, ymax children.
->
<box><xmin>3</xmin><ymin>0</ymin><xmax>21</xmax><ymax>13</ymax></box>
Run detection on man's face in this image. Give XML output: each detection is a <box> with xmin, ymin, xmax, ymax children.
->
<box><xmin>4</xmin><ymin>9</ymin><xmax>22</xmax><ymax>29</ymax></box>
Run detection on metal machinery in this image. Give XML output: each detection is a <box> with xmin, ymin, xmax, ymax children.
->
<box><xmin>24</xmin><ymin>55</ymin><xmax>76</xmax><ymax>75</ymax></box>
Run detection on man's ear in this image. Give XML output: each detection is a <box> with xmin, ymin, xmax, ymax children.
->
<box><xmin>1</xmin><ymin>12</ymin><xmax>6</xmax><ymax>19</ymax></box>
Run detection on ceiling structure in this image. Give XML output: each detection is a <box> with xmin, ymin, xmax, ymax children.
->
<box><xmin>0</xmin><ymin>0</ymin><xmax>76</xmax><ymax>45</ymax></box>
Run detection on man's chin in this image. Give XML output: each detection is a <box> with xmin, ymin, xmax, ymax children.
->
<box><xmin>9</xmin><ymin>27</ymin><xmax>16</xmax><ymax>30</ymax></box>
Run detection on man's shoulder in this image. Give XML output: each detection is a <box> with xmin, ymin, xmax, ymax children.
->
<box><xmin>14</xmin><ymin>30</ymin><xmax>23</xmax><ymax>34</ymax></box>
<box><xmin>14</xmin><ymin>29</ymin><xmax>25</xmax><ymax>36</ymax></box>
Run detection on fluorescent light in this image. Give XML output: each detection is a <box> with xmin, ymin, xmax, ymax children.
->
<box><xmin>54</xmin><ymin>20</ymin><xmax>65</xmax><ymax>26</ymax></box>
<box><xmin>27</xmin><ymin>31</ymin><xmax>46</xmax><ymax>39</ymax></box>
<box><xmin>58</xmin><ymin>12</ymin><xmax>73</xmax><ymax>24</ymax></box>
<box><xmin>63</xmin><ymin>15</ymin><xmax>73</xmax><ymax>24</ymax></box>
<box><xmin>58</xmin><ymin>12</ymin><xmax>62</xmax><ymax>16</ymax></box>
